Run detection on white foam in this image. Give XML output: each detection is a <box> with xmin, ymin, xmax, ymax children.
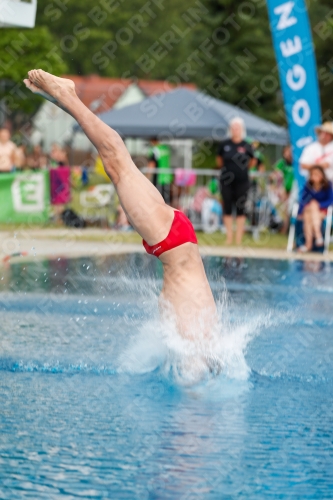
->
<box><xmin>117</xmin><ymin>283</ymin><xmax>272</xmax><ymax>386</ymax></box>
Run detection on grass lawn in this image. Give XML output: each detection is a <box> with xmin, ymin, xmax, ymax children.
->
<box><xmin>197</xmin><ymin>231</ymin><xmax>288</xmax><ymax>249</ymax></box>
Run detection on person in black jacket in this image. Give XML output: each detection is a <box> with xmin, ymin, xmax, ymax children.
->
<box><xmin>216</xmin><ymin>117</ymin><xmax>255</xmax><ymax>245</ymax></box>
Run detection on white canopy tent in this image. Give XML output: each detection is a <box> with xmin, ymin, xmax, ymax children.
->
<box><xmin>0</xmin><ymin>0</ymin><xmax>37</xmax><ymax>28</ymax></box>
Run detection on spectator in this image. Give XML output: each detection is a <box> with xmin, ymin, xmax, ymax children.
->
<box><xmin>14</xmin><ymin>143</ymin><xmax>26</xmax><ymax>170</ymax></box>
<box><xmin>147</xmin><ymin>137</ymin><xmax>173</xmax><ymax>204</ymax></box>
<box><xmin>49</xmin><ymin>144</ymin><xmax>71</xmax><ymax>224</ymax></box>
<box><xmin>0</xmin><ymin>128</ymin><xmax>17</xmax><ymax>173</ymax></box>
<box><xmin>26</xmin><ymin>145</ymin><xmax>46</xmax><ymax>170</ymax></box>
<box><xmin>250</xmin><ymin>139</ymin><xmax>266</xmax><ymax>173</ymax></box>
<box><xmin>298</xmin><ymin>165</ymin><xmax>333</xmax><ymax>252</ymax></box>
<box><xmin>300</xmin><ymin>122</ymin><xmax>333</xmax><ymax>180</ymax></box>
<box><xmin>216</xmin><ymin>117</ymin><xmax>256</xmax><ymax>245</ymax></box>
<box><xmin>266</xmin><ymin>171</ymin><xmax>284</xmax><ymax>231</ymax></box>
<box><xmin>273</xmin><ymin>145</ymin><xmax>294</xmax><ymax>233</ymax></box>
<box><xmin>50</xmin><ymin>143</ymin><xmax>68</xmax><ymax>167</ymax></box>
<box><xmin>247</xmin><ymin>139</ymin><xmax>266</xmax><ymax>227</ymax></box>
<box><xmin>191</xmin><ymin>179</ymin><xmax>222</xmax><ymax>233</ymax></box>
<box><xmin>275</xmin><ymin>145</ymin><xmax>294</xmax><ymax>195</ymax></box>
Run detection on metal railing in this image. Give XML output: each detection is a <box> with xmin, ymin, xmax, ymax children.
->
<box><xmin>140</xmin><ymin>167</ymin><xmax>275</xmax><ymax>236</ymax></box>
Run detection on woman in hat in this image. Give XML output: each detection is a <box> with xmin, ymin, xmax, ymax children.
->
<box><xmin>298</xmin><ymin>165</ymin><xmax>333</xmax><ymax>252</ymax></box>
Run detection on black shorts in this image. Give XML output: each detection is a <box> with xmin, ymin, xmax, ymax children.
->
<box><xmin>220</xmin><ymin>179</ymin><xmax>249</xmax><ymax>217</ymax></box>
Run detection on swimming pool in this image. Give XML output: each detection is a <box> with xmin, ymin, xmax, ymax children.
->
<box><xmin>0</xmin><ymin>254</ymin><xmax>332</xmax><ymax>498</ymax></box>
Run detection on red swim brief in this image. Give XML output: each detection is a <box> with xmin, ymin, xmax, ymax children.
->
<box><xmin>142</xmin><ymin>210</ymin><xmax>197</xmax><ymax>258</ymax></box>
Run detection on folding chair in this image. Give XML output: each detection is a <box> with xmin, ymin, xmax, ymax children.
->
<box><xmin>287</xmin><ymin>203</ymin><xmax>333</xmax><ymax>253</ymax></box>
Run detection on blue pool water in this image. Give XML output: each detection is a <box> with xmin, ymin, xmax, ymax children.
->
<box><xmin>0</xmin><ymin>254</ymin><xmax>333</xmax><ymax>499</ymax></box>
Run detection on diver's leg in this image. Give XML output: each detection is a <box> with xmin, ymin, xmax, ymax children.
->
<box><xmin>24</xmin><ymin>70</ymin><xmax>173</xmax><ymax>245</ymax></box>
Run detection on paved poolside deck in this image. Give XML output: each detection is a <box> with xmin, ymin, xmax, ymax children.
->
<box><xmin>1</xmin><ymin>229</ymin><xmax>332</xmax><ymax>264</ymax></box>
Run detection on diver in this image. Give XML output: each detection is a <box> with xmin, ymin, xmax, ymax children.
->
<box><xmin>24</xmin><ymin>70</ymin><xmax>217</xmax><ymax>341</ymax></box>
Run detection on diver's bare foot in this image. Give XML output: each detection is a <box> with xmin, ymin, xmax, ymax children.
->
<box><xmin>23</xmin><ymin>78</ymin><xmax>56</xmax><ymax>103</ymax></box>
<box><xmin>24</xmin><ymin>69</ymin><xmax>75</xmax><ymax>105</ymax></box>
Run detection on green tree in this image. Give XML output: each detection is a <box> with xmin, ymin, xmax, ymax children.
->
<box><xmin>188</xmin><ymin>0</ymin><xmax>280</xmax><ymax>123</ymax></box>
<box><xmin>35</xmin><ymin>0</ymin><xmax>199</xmax><ymax>79</ymax></box>
<box><xmin>3</xmin><ymin>0</ymin><xmax>332</xmax><ymax>129</ymax></box>
<box><xmin>192</xmin><ymin>0</ymin><xmax>333</xmax><ymax>124</ymax></box>
<box><xmin>309</xmin><ymin>0</ymin><xmax>333</xmax><ymax>120</ymax></box>
<box><xmin>0</xmin><ymin>26</ymin><xmax>67</xmax><ymax>120</ymax></box>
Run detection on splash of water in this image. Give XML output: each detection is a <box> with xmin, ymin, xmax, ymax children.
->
<box><xmin>118</xmin><ymin>281</ymin><xmax>272</xmax><ymax>386</ymax></box>
<box><xmin>0</xmin><ymin>267</ymin><xmax>275</xmax><ymax>384</ymax></box>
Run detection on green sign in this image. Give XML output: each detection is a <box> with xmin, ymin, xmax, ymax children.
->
<box><xmin>0</xmin><ymin>171</ymin><xmax>50</xmax><ymax>223</ymax></box>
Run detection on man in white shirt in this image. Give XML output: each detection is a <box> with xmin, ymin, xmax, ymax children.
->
<box><xmin>0</xmin><ymin>128</ymin><xmax>17</xmax><ymax>173</ymax></box>
<box><xmin>300</xmin><ymin>122</ymin><xmax>333</xmax><ymax>181</ymax></box>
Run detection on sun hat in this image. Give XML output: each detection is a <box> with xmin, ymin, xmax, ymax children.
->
<box><xmin>315</xmin><ymin>122</ymin><xmax>333</xmax><ymax>136</ymax></box>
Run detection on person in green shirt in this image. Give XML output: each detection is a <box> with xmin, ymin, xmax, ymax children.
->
<box><xmin>274</xmin><ymin>145</ymin><xmax>294</xmax><ymax>193</ymax></box>
<box><xmin>147</xmin><ymin>138</ymin><xmax>173</xmax><ymax>204</ymax></box>
<box><xmin>274</xmin><ymin>145</ymin><xmax>294</xmax><ymax>233</ymax></box>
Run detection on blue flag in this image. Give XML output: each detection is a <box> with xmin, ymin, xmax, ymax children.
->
<box><xmin>266</xmin><ymin>0</ymin><xmax>322</xmax><ymax>183</ymax></box>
